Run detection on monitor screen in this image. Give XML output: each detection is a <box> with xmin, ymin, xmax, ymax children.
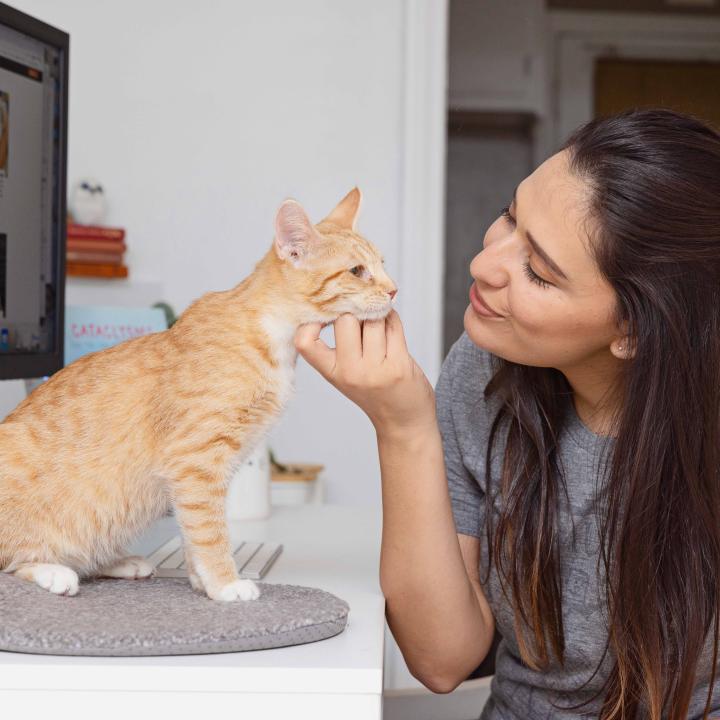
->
<box><xmin>0</xmin><ymin>3</ymin><xmax>67</xmax><ymax>379</ymax></box>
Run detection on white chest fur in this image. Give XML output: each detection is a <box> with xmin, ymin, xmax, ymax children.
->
<box><xmin>260</xmin><ymin>314</ymin><xmax>298</xmax><ymax>408</ymax></box>
<box><xmin>226</xmin><ymin>316</ymin><xmax>298</xmax><ymax>476</ymax></box>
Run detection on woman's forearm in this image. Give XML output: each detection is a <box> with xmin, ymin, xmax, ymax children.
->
<box><xmin>291</xmin><ymin>315</ymin><xmax>490</xmax><ymax>689</ymax></box>
<box><xmin>377</xmin><ymin>423</ymin><xmax>494</xmax><ymax>692</ymax></box>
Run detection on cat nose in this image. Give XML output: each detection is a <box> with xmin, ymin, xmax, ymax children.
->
<box><xmin>388</xmin><ymin>288</ymin><xmax>397</xmax><ymax>300</ymax></box>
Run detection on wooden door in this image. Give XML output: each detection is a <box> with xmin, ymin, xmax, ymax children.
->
<box><xmin>594</xmin><ymin>58</ymin><xmax>720</xmax><ymax>129</ymax></box>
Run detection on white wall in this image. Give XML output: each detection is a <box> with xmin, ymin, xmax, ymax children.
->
<box><xmin>2</xmin><ymin>0</ymin><xmax>447</xmax><ymax>507</ymax></box>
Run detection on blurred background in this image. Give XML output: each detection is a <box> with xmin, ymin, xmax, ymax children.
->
<box><xmin>0</xmin><ymin>0</ymin><xmax>718</xmax><ymax>709</ymax></box>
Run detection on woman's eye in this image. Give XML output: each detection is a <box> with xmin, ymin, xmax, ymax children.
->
<box><xmin>349</xmin><ymin>265</ymin><xmax>364</xmax><ymax>277</ymax></box>
<box><xmin>523</xmin><ymin>261</ymin><xmax>552</xmax><ymax>289</ymax></box>
<box><xmin>500</xmin><ymin>205</ymin><xmax>515</xmax><ymax>225</ymax></box>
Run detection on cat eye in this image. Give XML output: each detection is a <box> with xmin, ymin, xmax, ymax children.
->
<box><xmin>349</xmin><ymin>265</ymin><xmax>364</xmax><ymax>277</ymax></box>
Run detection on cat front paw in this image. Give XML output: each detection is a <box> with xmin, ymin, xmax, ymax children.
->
<box><xmin>209</xmin><ymin>578</ymin><xmax>261</xmax><ymax>602</ymax></box>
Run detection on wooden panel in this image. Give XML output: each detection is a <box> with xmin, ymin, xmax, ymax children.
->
<box><xmin>549</xmin><ymin>0</ymin><xmax>720</xmax><ymax>15</ymax></box>
<box><xmin>594</xmin><ymin>58</ymin><xmax>720</xmax><ymax>129</ymax></box>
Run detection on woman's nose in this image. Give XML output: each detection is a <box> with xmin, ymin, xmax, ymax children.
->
<box><xmin>471</xmin><ymin>242</ymin><xmax>511</xmax><ymax>287</ymax></box>
<box><xmin>478</xmin><ymin>214</ymin><xmax>520</xmax><ymax>268</ymax></box>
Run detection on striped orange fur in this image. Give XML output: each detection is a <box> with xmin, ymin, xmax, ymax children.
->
<box><xmin>0</xmin><ymin>188</ymin><xmax>396</xmax><ymax>601</ymax></box>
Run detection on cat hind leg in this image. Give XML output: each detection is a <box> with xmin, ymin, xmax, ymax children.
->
<box><xmin>99</xmin><ymin>556</ymin><xmax>155</xmax><ymax>579</ymax></box>
<box><xmin>13</xmin><ymin>563</ymin><xmax>79</xmax><ymax>596</ymax></box>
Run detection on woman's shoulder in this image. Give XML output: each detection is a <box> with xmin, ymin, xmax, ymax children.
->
<box><xmin>436</xmin><ymin>332</ymin><xmax>503</xmax><ymax>477</ymax></box>
<box><xmin>438</xmin><ymin>331</ymin><xmax>497</xmax><ymax>398</ymax></box>
<box><xmin>436</xmin><ymin>332</ymin><xmax>502</xmax><ymax>438</ymax></box>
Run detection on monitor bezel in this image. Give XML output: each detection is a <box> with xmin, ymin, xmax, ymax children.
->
<box><xmin>0</xmin><ymin>2</ymin><xmax>68</xmax><ymax>380</ymax></box>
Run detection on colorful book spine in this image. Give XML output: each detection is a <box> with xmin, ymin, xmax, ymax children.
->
<box><xmin>66</xmin><ymin>262</ymin><xmax>128</xmax><ymax>278</ymax></box>
<box><xmin>67</xmin><ymin>238</ymin><xmax>127</xmax><ymax>253</ymax></box>
<box><xmin>66</xmin><ymin>251</ymin><xmax>124</xmax><ymax>265</ymax></box>
<box><xmin>67</xmin><ymin>223</ymin><xmax>125</xmax><ymax>241</ymax></box>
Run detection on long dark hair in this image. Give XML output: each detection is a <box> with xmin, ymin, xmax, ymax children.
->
<box><xmin>482</xmin><ymin>108</ymin><xmax>720</xmax><ymax>719</ymax></box>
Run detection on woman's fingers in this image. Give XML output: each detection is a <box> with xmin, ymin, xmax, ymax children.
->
<box><xmin>362</xmin><ymin>318</ymin><xmax>387</xmax><ymax>364</ymax></box>
<box><xmin>296</xmin><ymin>311</ymin><xmax>408</xmax><ymax>388</ymax></box>
<box><xmin>385</xmin><ymin>309</ymin><xmax>409</xmax><ymax>357</ymax></box>
<box><xmin>294</xmin><ymin>323</ymin><xmax>337</xmax><ymax>381</ymax></box>
<box><xmin>334</xmin><ymin>314</ymin><xmax>362</xmax><ymax>366</ymax></box>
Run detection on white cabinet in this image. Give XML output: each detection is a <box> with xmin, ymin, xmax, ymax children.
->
<box><xmin>448</xmin><ymin>0</ymin><xmax>545</xmax><ymax>113</ymax></box>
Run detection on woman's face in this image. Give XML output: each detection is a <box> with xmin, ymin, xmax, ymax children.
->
<box><xmin>464</xmin><ymin>150</ymin><xmax>623</xmax><ymax>371</ymax></box>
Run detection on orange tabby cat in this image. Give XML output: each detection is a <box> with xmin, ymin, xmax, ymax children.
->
<box><xmin>0</xmin><ymin>187</ymin><xmax>396</xmax><ymax>601</ymax></box>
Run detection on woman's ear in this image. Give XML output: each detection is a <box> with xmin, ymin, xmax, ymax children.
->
<box><xmin>609</xmin><ymin>317</ymin><xmax>636</xmax><ymax>360</ymax></box>
<box><xmin>274</xmin><ymin>199</ymin><xmax>318</xmax><ymax>267</ymax></box>
<box><xmin>610</xmin><ymin>336</ymin><xmax>636</xmax><ymax>360</ymax></box>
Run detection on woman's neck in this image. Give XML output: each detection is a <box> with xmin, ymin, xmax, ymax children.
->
<box><xmin>560</xmin><ymin>350</ymin><xmax>624</xmax><ymax>438</ymax></box>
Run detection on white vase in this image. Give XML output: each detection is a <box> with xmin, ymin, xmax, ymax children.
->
<box><xmin>225</xmin><ymin>441</ymin><xmax>271</xmax><ymax>520</ymax></box>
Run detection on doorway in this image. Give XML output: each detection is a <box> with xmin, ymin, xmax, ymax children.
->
<box><xmin>443</xmin><ymin>112</ymin><xmax>534</xmax><ymax>355</ymax></box>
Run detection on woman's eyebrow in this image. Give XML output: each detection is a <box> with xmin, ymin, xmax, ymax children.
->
<box><xmin>512</xmin><ymin>186</ymin><xmax>570</xmax><ymax>282</ymax></box>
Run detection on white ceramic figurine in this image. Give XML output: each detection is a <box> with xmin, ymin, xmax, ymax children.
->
<box><xmin>69</xmin><ymin>177</ymin><xmax>107</xmax><ymax>225</ymax></box>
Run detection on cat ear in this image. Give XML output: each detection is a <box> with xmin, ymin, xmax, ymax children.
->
<box><xmin>274</xmin><ymin>199</ymin><xmax>318</xmax><ymax>267</ymax></box>
<box><xmin>321</xmin><ymin>187</ymin><xmax>362</xmax><ymax>231</ymax></box>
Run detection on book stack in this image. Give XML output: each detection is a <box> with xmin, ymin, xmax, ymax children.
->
<box><xmin>66</xmin><ymin>223</ymin><xmax>128</xmax><ymax>278</ymax></box>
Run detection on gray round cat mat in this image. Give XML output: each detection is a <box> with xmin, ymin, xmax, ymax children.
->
<box><xmin>0</xmin><ymin>574</ymin><xmax>349</xmax><ymax>657</ymax></box>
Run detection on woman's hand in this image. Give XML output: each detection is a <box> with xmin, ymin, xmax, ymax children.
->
<box><xmin>294</xmin><ymin>310</ymin><xmax>436</xmax><ymax>439</ymax></box>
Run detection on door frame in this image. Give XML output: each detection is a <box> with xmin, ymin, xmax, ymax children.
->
<box><xmin>382</xmin><ymin>0</ymin><xmax>449</xmax><ymax>694</ymax></box>
<box><xmin>397</xmin><ymin>0</ymin><xmax>448</xmax><ymax>384</ymax></box>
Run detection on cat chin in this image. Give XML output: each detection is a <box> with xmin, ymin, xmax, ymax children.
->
<box><xmin>353</xmin><ymin>306</ymin><xmax>393</xmax><ymax>322</ymax></box>
<box><xmin>304</xmin><ymin>305</ymin><xmax>393</xmax><ymax>326</ymax></box>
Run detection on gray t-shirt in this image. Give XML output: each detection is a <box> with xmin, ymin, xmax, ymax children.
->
<box><xmin>436</xmin><ymin>332</ymin><xmax>719</xmax><ymax>719</ymax></box>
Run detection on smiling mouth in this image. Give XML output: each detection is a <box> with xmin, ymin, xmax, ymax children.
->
<box><xmin>469</xmin><ymin>283</ymin><xmax>503</xmax><ymax>318</ymax></box>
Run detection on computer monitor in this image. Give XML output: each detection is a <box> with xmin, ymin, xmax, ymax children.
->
<box><xmin>0</xmin><ymin>2</ymin><xmax>68</xmax><ymax>380</ymax></box>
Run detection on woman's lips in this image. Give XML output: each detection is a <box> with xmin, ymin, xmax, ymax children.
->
<box><xmin>469</xmin><ymin>283</ymin><xmax>503</xmax><ymax>318</ymax></box>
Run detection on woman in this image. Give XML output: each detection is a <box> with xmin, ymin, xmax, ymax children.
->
<box><xmin>294</xmin><ymin>108</ymin><xmax>720</xmax><ymax>719</ymax></box>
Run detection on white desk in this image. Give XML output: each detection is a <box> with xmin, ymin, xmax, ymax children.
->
<box><xmin>0</xmin><ymin>504</ymin><xmax>386</xmax><ymax>720</ymax></box>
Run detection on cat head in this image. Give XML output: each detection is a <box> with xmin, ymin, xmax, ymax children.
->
<box><xmin>272</xmin><ymin>187</ymin><xmax>397</xmax><ymax>323</ymax></box>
